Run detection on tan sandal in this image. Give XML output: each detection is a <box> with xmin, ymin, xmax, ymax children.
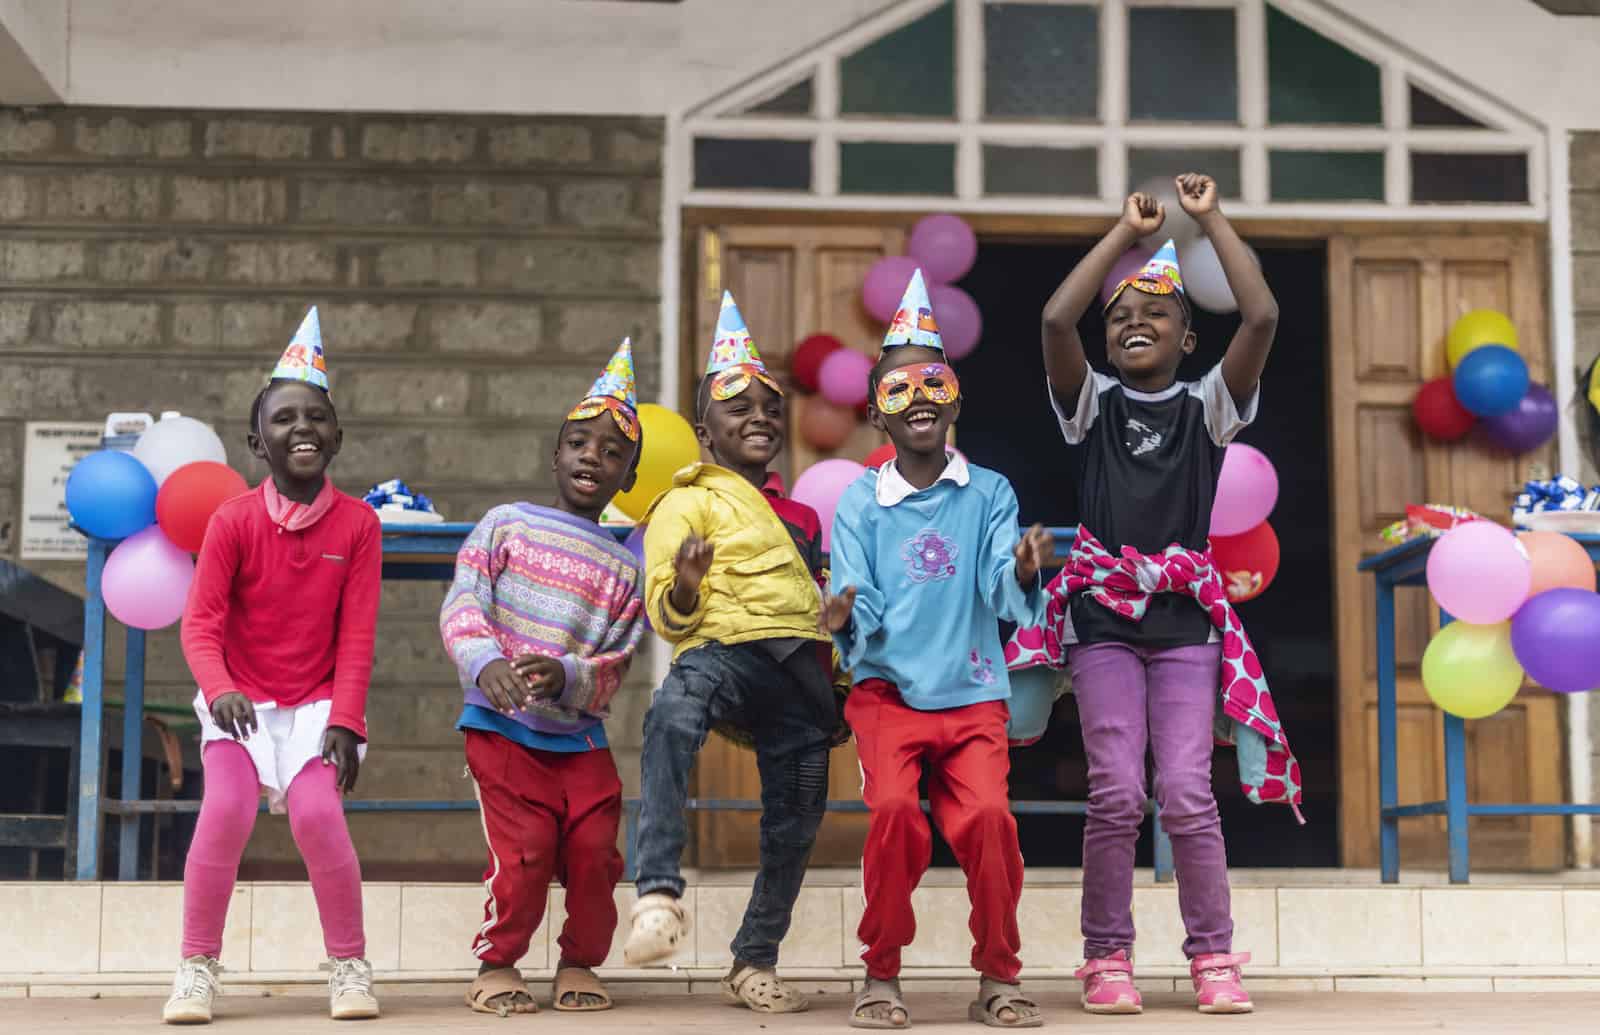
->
<box><xmin>851</xmin><ymin>976</ymin><xmax>910</xmax><ymax>1029</ymax></box>
<box><xmin>967</xmin><ymin>977</ymin><xmax>1043</xmax><ymax>1028</ymax></box>
<box><xmin>553</xmin><ymin>965</ymin><xmax>613</xmax><ymax>1012</ymax></box>
<box><xmin>721</xmin><ymin>963</ymin><xmax>810</xmax><ymax>1013</ymax></box>
<box><xmin>465</xmin><ymin>967</ymin><xmax>537</xmax><ymax>1016</ymax></box>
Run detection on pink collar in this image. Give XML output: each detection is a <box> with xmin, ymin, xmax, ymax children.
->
<box><xmin>262</xmin><ymin>478</ymin><xmax>337</xmax><ymax>533</ymax></box>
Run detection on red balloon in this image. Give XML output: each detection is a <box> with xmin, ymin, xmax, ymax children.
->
<box><xmin>791</xmin><ymin>334</ymin><xmax>843</xmax><ymax>393</ymax></box>
<box><xmin>157</xmin><ymin>461</ymin><xmax>249</xmax><ymax>553</ymax></box>
<box><xmin>1413</xmin><ymin>377</ymin><xmax>1476</xmax><ymax>441</ymax></box>
<box><xmin>798</xmin><ymin>398</ymin><xmax>858</xmax><ymax>451</ymax></box>
<box><xmin>1210</xmin><ymin>521</ymin><xmax>1279</xmax><ymax>604</ymax></box>
<box><xmin>864</xmin><ymin>443</ymin><xmax>896</xmax><ymax>468</ymax></box>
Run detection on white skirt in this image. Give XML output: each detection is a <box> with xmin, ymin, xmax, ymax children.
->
<box><xmin>192</xmin><ymin>691</ymin><xmax>367</xmax><ymax>813</ymax></box>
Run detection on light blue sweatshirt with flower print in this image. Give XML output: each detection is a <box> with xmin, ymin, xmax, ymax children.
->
<box><xmin>829</xmin><ymin>456</ymin><xmax>1046</xmax><ymax>712</ymax></box>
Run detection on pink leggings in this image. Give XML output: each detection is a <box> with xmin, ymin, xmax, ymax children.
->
<box><xmin>181</xmin><ymin>740</ymin><xmax>365</xmax><ymax>960</ymax></box>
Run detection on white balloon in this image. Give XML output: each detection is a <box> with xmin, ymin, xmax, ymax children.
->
<box><xmin>132</xmin><ymin>416</ymin><xmax>228</xmax><ymax>485</ymax></box>
<box><xmin>1177</xmin><ymin>237</ymin><xmax>1240</xmax><ymax>314</ymax></box>
<box><xmin>1133</xmin><ymin>176</ymin><xmax>1202</xmax><ymax>249</ymax></box>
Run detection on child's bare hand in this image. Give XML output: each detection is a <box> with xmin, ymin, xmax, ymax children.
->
<box><xmin>321</xmin><ymin>726</ymin><xmax>361</xmax><ymax>793</ymax></box>
<box><xmin>1120</xmin><ymin>192</ymin><xmax>1165</xmax><ymax>237</ymax></box>
<box><xmin>818</xmin><ymin>585</ymin><xmax>857</xmax><ymax>634</ymax></box>
<box><xmin>210</xmin><ymin>692</ymin><xmax>258</xmax><ymax>741</ymax></box>
<box><xmin>476</xmin><ymin>658</ymin><xmax>526</xmax><ymax>715</ymax></box>
<box><xmin>1176</xmin><ymin>173</ymin><xmax>1219</xmax><ymax>218</ymax></box>
<box><xmin>1014</xmin><ymin>524</ymin><xmax>1055</xmax><ymax>587</ymax></box>
<box><xmin>511</xmin><ymin>654</ymin><xmax>565</xmax><ymax>703</ymax></box>
<box><xmin>673</xmin><ymin>534</ymin><xmax>715</xmax><ymax>593</ymax></box>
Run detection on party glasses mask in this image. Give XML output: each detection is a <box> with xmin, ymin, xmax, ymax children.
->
<box><xmin>875</xmin><ymin>362</ymin><xmax>960</xmax><ymax>414</ymax></box>
<box><xmin>565</xmin><ymin>396</ymin><xmax>640</xmax><ymax>442</ymax></box>
<box><xmin>709</xmin><ymin>362</ymin><xmax>784</xmax><ymax>402</ymax></box>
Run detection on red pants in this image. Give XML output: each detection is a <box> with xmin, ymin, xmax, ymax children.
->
<box><xmin>464</xmin><ymin>730</ymin><xmax>624</xmax><ymax>969</ymax></box>
<box><xmin>847</xmin><ymin>681</ymin><xmax>1024</xmax><ymax>982</ymax></box>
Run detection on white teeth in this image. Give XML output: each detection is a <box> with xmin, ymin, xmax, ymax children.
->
<box><xmin>1124</xmin><ymin>335</ymin><xmax>1154</xmax><ymax>349</ymax></box>
<box><xmin>291</xmin><ymin>443</ymin><xmax>318</xmax><ymax>453</ymax></box>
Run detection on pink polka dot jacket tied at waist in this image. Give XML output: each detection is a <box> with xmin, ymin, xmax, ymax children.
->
<box><xmin>1004</xmin><ymin>525</ymin><xmax>1304</xmax><ymax>821</ymax></box>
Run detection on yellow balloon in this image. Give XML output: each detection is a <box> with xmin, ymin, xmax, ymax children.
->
<box><xmin>1445</xmin><ymin>309</ymin><xmax>1518</xmax><ymax>368</ymax></box>
<box><xmin>612</xmin><ymin>403</ymin><xmax>701</xmax><ymax>520</ymax></box>
<box><xmin>1420</xmin><ymin>621</ymin><xmax>1524</xmax><ymax>719</ymax></box>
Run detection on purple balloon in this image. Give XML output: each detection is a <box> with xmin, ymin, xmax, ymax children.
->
<box><xmin>906</xmin><ymin>213</ymin><xmax>978</xmax><ymax>285</ymax></box>
<box><xmin>622</xmin><ymin>525</ymin><xmax>652</xmax><ymax>632</ymax></box>
<box><xmin>863</xmin><ymin>256</ymin><xmax>920</xmax><ymax>323</ymax></box>
<box><xmin>1101</xmin><ymin>244</ymin><xmax>1158</xmax><ymax>308</ymax></box>
<box><xmin>1482</xmin><ymin>383</ymin><xmax>1557</xmax><ymax>454</ymax></box>
<box><xmin>929</xmin><ymin>283</ymin><xmax>982</xmax><ymax>360</ymax></box>
<box><xmin>1510</xmin><ymin>588</ymin><xmax>1600</xmax><ymax>692</ymax></box>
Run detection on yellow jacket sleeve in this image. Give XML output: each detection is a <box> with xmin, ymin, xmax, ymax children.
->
<box><xmin>643</xmin><ymin>488</ymin><xmax>708</xmax><ymax>643</ymax></box>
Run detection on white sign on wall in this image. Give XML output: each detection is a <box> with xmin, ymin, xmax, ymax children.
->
<box><xmin>21</xmin><ymin>422</ymin><xmax>103</xmax><ymax>560</ymax></box>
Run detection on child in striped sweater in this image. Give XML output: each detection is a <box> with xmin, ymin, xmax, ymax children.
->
<box><xmin>440</xmin><ymin>340</ymin><xmax>647</xmax><ymax>1016</ymax></box>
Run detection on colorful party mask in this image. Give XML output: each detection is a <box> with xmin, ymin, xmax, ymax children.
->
<box><xmin>1104</xmin><ymin>239</ymin><xmax>1186</xmax><ymax>316</ymax></box>
<box><xmin>875</xmin><ymin>361</ymin><xmax>961</xmax><ymax>415</ymax></box>
<box><xmin>567</xmin><ymin>338</ymin><xmax>640</xmax><ymax>442</ymax></box>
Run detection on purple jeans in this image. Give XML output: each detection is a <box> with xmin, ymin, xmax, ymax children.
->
<box><xmin>1069</xmin><ymin>641</ymin><xmax>1232</xmax><ymax>960</ymax></box>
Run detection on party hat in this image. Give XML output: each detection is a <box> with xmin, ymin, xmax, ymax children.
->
<box><xmin>270</xmin><ymin>306</ymin><xmax>330</xmax><ymax>392</ymax></box>
<box><xmin>1104</xmin><ymin>239</ymin><xmax>1185</xmax><ymax>314</ymax></box>
<box><xmin>880</xmin><ymin>268</ymin><xmax>944</xmax><ymax>355</ymax></box>
<box><xmin>567</xmin><ymin>338</ymin><xmax>640</xmax><ymax>441</ymax></box>
<box><xmin>705</xmin><ymin>291</ymin><xmax>771</xmax><ymax>376</ymax></box>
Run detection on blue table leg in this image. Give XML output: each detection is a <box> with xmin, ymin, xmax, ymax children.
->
<box><xmin>118</xmin><ymin>627</ymin><xmax>147</xmax><ymax>881</ymax></box>
<box><xmin>1443</xmin><ymin>712</ymin><xmax>1470</xmax><ymax>883</ymax></box>
<box><xmin>1152</xmin><ymin>809</ymin><xmax>1174</xmax><ymax>883</ymax></box>
<box><xmin>1376</xmin><ymin>576</ymin><xmax>1399</xmax><ymax>883</ymax></box>
<box><xmin>77</xmin><ymin>539</ymin><xmax>109</xmax><ymax>880</ymax></box>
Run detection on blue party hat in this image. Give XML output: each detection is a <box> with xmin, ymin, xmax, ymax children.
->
<box><xmin>880</xmin><ymin>268</ymin><xmax>945</xmax><ymax>355</ymax></box>
<box><xmin>271</xmin><ymin>306</ymin><xmax>330</xmax><ymax>392</ymax></box>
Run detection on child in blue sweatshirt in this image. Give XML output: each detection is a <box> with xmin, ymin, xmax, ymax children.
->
<box><xmin>826</xmin><ymin>270</ymin><xmax>1053</xmax><ymax>1030</ymax></box>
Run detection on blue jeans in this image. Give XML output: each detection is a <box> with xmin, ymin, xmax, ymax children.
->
<box><xmin>634</xmin><ymin>640</ymin><xmax>833</xmax><ymax>968</ymax></box>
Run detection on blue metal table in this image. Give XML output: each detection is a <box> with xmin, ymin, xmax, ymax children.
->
<box><xmin>1358</xmin><ymin>531</ymin><xmax>1600</xmax><ymax>883</ymax></box>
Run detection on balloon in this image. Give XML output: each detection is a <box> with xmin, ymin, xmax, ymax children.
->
<box><xmin>1176</xmin><ymin>237</ymin><xmax>1238</xmax><ymax>314</ymax></box>
<box><xmin>864</xmin><ymin>442</ymin><xmax>897</xmax><ymax>469</ymax></box>
<box><xmin>1101</xmin><ymin>244</ymin><xmax>1158</xmax><ymax>309</ymax></box>
<box><xmin>1210</xmin><ymin>444</ymin><xmax>1278</xmax><ymax>538</ymax></box>
<box><xmin>623</xmin><ymin>524</ymin><xmax>646</xmax><ymax>566</ymax></box>
<box><xmin>792</xmin><ymin>459</ymin><xmax>866</xmax><ymax>552</ymax></box>
<box><xmin>1005</xmin><ymin>666</ymin><xmax>1060</xmax><ymax>746</ymax></box>
<box><xmin>1133</xmin><ymin>176</ymin><xmax>1201</xmax><ymax>248</ymax></box>
<box><xmin>1421</xmin><ymin>620</ymin><xmax>1523</xmax><ymax>719</ymax></box>
<box><xmin>863</xmin><ymin>256</ymin><xmax>920</xmax><ymax>323</ymax></box>
<box><xmin>612</xmin><ymin>404</ymin><xmax>701</xmax><ymax>520</ymax></box>
<box><xmin>792</xmin><ymin>334</ymin><xmax>843</xmax><ymax>393</ymax></box>
<box><xmin>1425</xmin><ymin>520</ymin><xmax>1531</xmax><ymax>623</ymax></box>
<box><xmin>1452</xmin><ymin>345</ymin><xmax>1529</xmax><ymax>417</ymax></box>
<box><xmin>798</xmin><ymin>398</ymin><xmax>858</xmax><ymax>451</ymax></box>
<box><xmin>818</xmin><ymin>347</ymin><xmax>872</xmax><ymax>408</ymax></box>
<box><xmin>1446</xmin><ymin>309</ymin><xmax>1518</xmax><ymax>369</ymax></box>
<box><xmin>1517</xmin><ymin>531</ymin><xmax>1598</xmax><ymax>595</ymax></box>
<box><xmin>906</xmin><ymin>213</ymin><xmax>978</xmax><ymax>285</ymax></box>
<box><xmin>929</xmin><ymin>283</ymin><xmax>982</xmax><ymax>360</ymax></box>
<box><xmin>103</xmin><ymin>526</ymin><xmax>195</xmax><ymax>630</ymax></box>
<box><xmin>1482</xmin><ymin>383</ymin><xmax>1557</xmax><ymax>453</ymax></box>
<box><xmin>131</xmin><ymin>416</ymin><xmax>228</xmax><ymax>486</ymax></box>
<box><xmin>65</xmin><ymin>450</ymin><xmax>158</xmax><ymax>540</ymax></box>
<box><xmin>156</xmin><ymin>461</ymin><xmax>248</xmax><ymax>553</ymax></box>
<box><xmin>1209</xmin><ymin>521</ymin><xmax>1279</xmax><ymax>603</ymax></box>
<box><xmin>1412</xmin><ymin>377</ymin><xmax>1476</xmax><ymax>441</ymax></box>
<box><xmin>1510</xmin><ymin>588</ymin><xmax>1600</xmax><ymax>693</ymax></box>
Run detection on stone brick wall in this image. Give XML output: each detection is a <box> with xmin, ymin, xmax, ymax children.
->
<box><xmin>1573</xmin><ymin>132</ymin><xmax>1600</xmax><ymax>808</ymax></box>
<box><xmin>0</xmin><ymin>107</ymin><xmax>662</xmax><ymax>879</ymax></box>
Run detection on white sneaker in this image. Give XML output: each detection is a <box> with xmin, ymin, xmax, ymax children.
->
<box><xmin>327</xmin><ymin>956</ymin><xmax>380</xmax><ymax>1020</ymax></box>
<box><xmin>622</xmin><ymin>891</ymin><xmax>692</xmax><ymax>966</ymax></box>
<box><xmin>162</xmin><ymin>955</ymin><xmax>221</xmax><ymax>1025</ymax></box>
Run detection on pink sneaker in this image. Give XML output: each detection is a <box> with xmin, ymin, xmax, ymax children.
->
<box><xmin>1190</xmin><ymin>952</ymin><xmax>1253</xmax><ymax>1014</ymax></box>
<box><xmin>1074</xmin><ymin>950</ymin><xmax>1142</xmax><ymax>1015</ymax></box>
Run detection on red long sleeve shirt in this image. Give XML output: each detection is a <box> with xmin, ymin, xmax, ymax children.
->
<box><xmin>181</xmin><ymin>483</ymin><xmax>382</xmax><ymax>739</ymax></box>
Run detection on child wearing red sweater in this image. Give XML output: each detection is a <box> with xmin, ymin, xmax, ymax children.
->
<box><xmin>165</xmin><ymin>308</ymin><xmax>383</xmax><ymax>1025</ymax></box>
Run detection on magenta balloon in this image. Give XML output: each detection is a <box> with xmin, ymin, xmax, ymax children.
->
<box><xmin>928</xmin><ymin>283</ymin><xmax>982</xmax><ymax>360</ymax></box>
<box><xmin>792</xmin><ymin>459</ymin><xmax>867</xmax><ymax>553</ymax></box>
<box><xmin>1425</xmin><ymin>521</ymin><xmax>1531</xmax><ymax>625</ymax></box>
<box><xmin>1101</xmin><ymin>244</ymin><xmax>1157</xmax><ymax>308</ymax></box>
<box><xmin>906</xmin><ymin>213</ymin><xmax>978</xmax><ymax>284</ymax></box>
<box><xmin>1209</xmin><ymin>444</ymin><xmax>1279</xmax><ymax>537</ymax></box>
<box><xmin>818</xmin><ymin>348</ymin><xmax>872</xmax><ymax>407</ymax></box>
<box><xmin>1510</xmin><ymin>587</ymin><xmax>1600</xmax><ymax>692</ymax></box>
<box><xmin>103</xmin><ymin>526</ymin><xmax>195</xmax><ymax>630</ymax></box>
<box><xmin>863</xmin><ymin>256</ymin><xmax>920</xmax><ymax>323</ymax></box>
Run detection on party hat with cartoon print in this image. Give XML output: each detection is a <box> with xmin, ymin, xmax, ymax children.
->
<box><xmin>704</xmin><ymin>290</ymin><xmax>782</xmax><ymax>404</ymax></box>
<box><xmin>880</xmin><ymin>268</ymin><xmax>945</xmax><ymax>355</ymax></box>
<box><xmin>270</xmin><ymin>306</ymin><xmax>330</xmax><ymax>393</ymax></box>
<box><xmin>1104</xmin><ymin>239</ymin><xmax>1185</xmax><ymax>314</ymax></box>
<box><xmin>567</xmin><ymin>337</ymin><xmax>640</xmax><ymax>441</ymax></box>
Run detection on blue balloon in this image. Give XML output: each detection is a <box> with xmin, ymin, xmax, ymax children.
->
<box><xmin>65</xmin><ymin>450</ymin><xmax>157</xmax><ymax>540</ymax></box>
<box><xmin>1452</xmin><ymin>345</ymin><xmax>1529</xmax><ymax>417</ymax></box>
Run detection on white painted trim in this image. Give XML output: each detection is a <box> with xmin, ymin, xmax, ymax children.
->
<box><xmin>955</xmin><ymin>0</ymin><xmax>982</xmax><ymax>200</ymax></box>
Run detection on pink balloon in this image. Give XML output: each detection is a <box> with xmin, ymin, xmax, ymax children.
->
<box><xmin>929</xmin><ymin>284</ymin><xmax>982</xmax><ymax>360</ymax></box>
<box><xmin>863</xmin><ymin>256</ymin><xmax>920</xmax><ymax>323</ymax></box>
<box><xmin>1426</xmin><ymin>521</ymin><xmax>1532</xmax><ymax>624</ymax></box>
<box><xmin>818</xmin><ymin>347</ymin><xmax>872</xmax><ymax>408</ymax></box>
<box><xmin>103</xmin><ymin>526</ymin><xmax>195</xmax><ymax>630</ymax></box>
<box><xmin>907</xmin><ymin>213</ymin><xmax>978</xmax><ymax>285</ymax></box>
<box><xmin>1101</xmin><ymin>244</ymin><xmax>1158</xmax><ymax>308</ymax></box>
<box><xmin>1210</xmin><ymin>444</ymin><xmax>1278</xmax><ymax>537</ymax></box>
<box><xmin>792</xmin><ymin>458</ymin><xmax>867</xmax><ymax>552</ymax></box>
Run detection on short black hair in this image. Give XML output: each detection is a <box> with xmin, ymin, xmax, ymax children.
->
<box><xmin>694</xmin><ymin>373</ymin><xmax>714</xmax><ymax>422</ymax></box>
<box><xmin>250</xmin><ymin>379</ymin><xmax>337</xmax><ymax>436</ymax></box>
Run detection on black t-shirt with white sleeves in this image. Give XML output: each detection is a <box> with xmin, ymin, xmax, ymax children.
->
<box><xmin>1051</xmin><ymin>365</ymin><xmax>1259</xmax><ymax>648</ymax></box>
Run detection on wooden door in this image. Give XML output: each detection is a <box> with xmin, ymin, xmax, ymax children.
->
<box><xmin>682</xmin><ymin>222</ymin><xmax>904</xmax><ymax>867</ymax></box>
<box><xmin>1329</xmin><ymin>231</ymin><xmax>1565</xmax><ymax>870</ymax></box>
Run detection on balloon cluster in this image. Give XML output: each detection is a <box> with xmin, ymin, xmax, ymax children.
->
<box><xmin>789</xmin><ymin>333</ymin><xmax>868</xmax><ymax>451</ymax></box>
<box><xmin>862</xmin><ymin>214</ymin><xmax>983</xmax><ymax>359</ymax></box>
<box><xmin>65</xmin><ymin>417</ymin><xmax>246</xmax><ymax>630</ymax></box>
<box><xmin>1209</xmin><ymin>444</ymin><xmax>1281</xmax><ymax>604</ymax></box>
<box><xmin>1422</xmin><ymin>520</ymin><xmax>1600</xmax><ymax>718</ymax></box>
<box><xmin>1413</xmin><ymin>310</ymin><xmax>1554</xmax><ymax>453</ymax></box>
<box><xmin>1099</xmin><ymin>177</ymin><xmax>1249</xmax><ymax>314</ymax></box>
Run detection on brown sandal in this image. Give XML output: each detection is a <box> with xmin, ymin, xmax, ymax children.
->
<box><xmin>553</xmin><ymin>965</ymin><xmax>613</xmax><ymax>1012</ymax></box>
<box><xmin>465</xmin><ymin>967</ymin><xmax>537</xmax><ymax>1016</ymax></box>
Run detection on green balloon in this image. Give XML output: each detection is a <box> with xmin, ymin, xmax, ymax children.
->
<box><xmin>1421</xmin><ymin>621</ymin><xmax>1524</xmax><ymax>719</ymax></box>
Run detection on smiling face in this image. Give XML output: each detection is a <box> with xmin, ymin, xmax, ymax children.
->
<box><xmin>869</xmin><ymin>346</ymin><xmax>959</xmax><ymax>462</ymax></box>
<box><xmin>1103</xmin><ymin>291</ymin><xmax>1196</xmax><ymax>388</ymax></box>
<box><xmin>552</xmin><ymin>413</ymin><xmax>639</xmax><ymax>521</ymax></box>
<box><xmin>248</xmin><ymin>380</ymin><xmax>341</xmax><ymax>488</ymax></box>
<box><xmin>695</xmin><ymin>376</ymin><xmax>785</xmax><ymax>478</ymax></box>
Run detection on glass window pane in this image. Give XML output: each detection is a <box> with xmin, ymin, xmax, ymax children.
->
<box><xmin>984</xmin><ymin>3</ymin><xmax>1098</xmax><ymax>120</ymax></box>
<box><xmin>1267</xmin><ymin>6</ymin><xmax>1380</xmax><ymax>124</ymax></box>
<box><xmin>1409</xmin><ymin>84</ymin><xmax>1484</xmax><ymax>128</ymax></box>
<box><xmin>1411</xmin><ymin>152</ymin><xmax>1529</xmax><ymax>204</ymax></box>
<box><xmin>984</xmin><ymin>145</ymin><xmax>1098</xmax><ymax>196</ymax></box>
<box><xmin>841</xmin><ymin>3</ymin><xmax>955</xmax><ymax>117</ymax></box>
<box><xmin>1270</xmin><ymin>150</ymin><xmax>1384</xmax><ymax>201</ymax></box>
<box><xmin>1128</xmin><ymin>8</ymin><xmax>1237</xmax><ymax>122</ymax></box>
<box><xmin>1127</xmin><ymin>148</ymin><xmax>1240</xmax><ymax>198</ymax></box>
<box><xmin>693</xmin><ymin>138</ymin><xmax>812</xmax><ymax>191</ymax></box>
<box><xmin>840</xmin><ymin>141</ymin><xmax>955</xmax><ymax>195</ymax></box>
<box><xmin>743</xmin><ymin>78</ymin><xmax>814</xmax><ymax>117</ymax></box>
